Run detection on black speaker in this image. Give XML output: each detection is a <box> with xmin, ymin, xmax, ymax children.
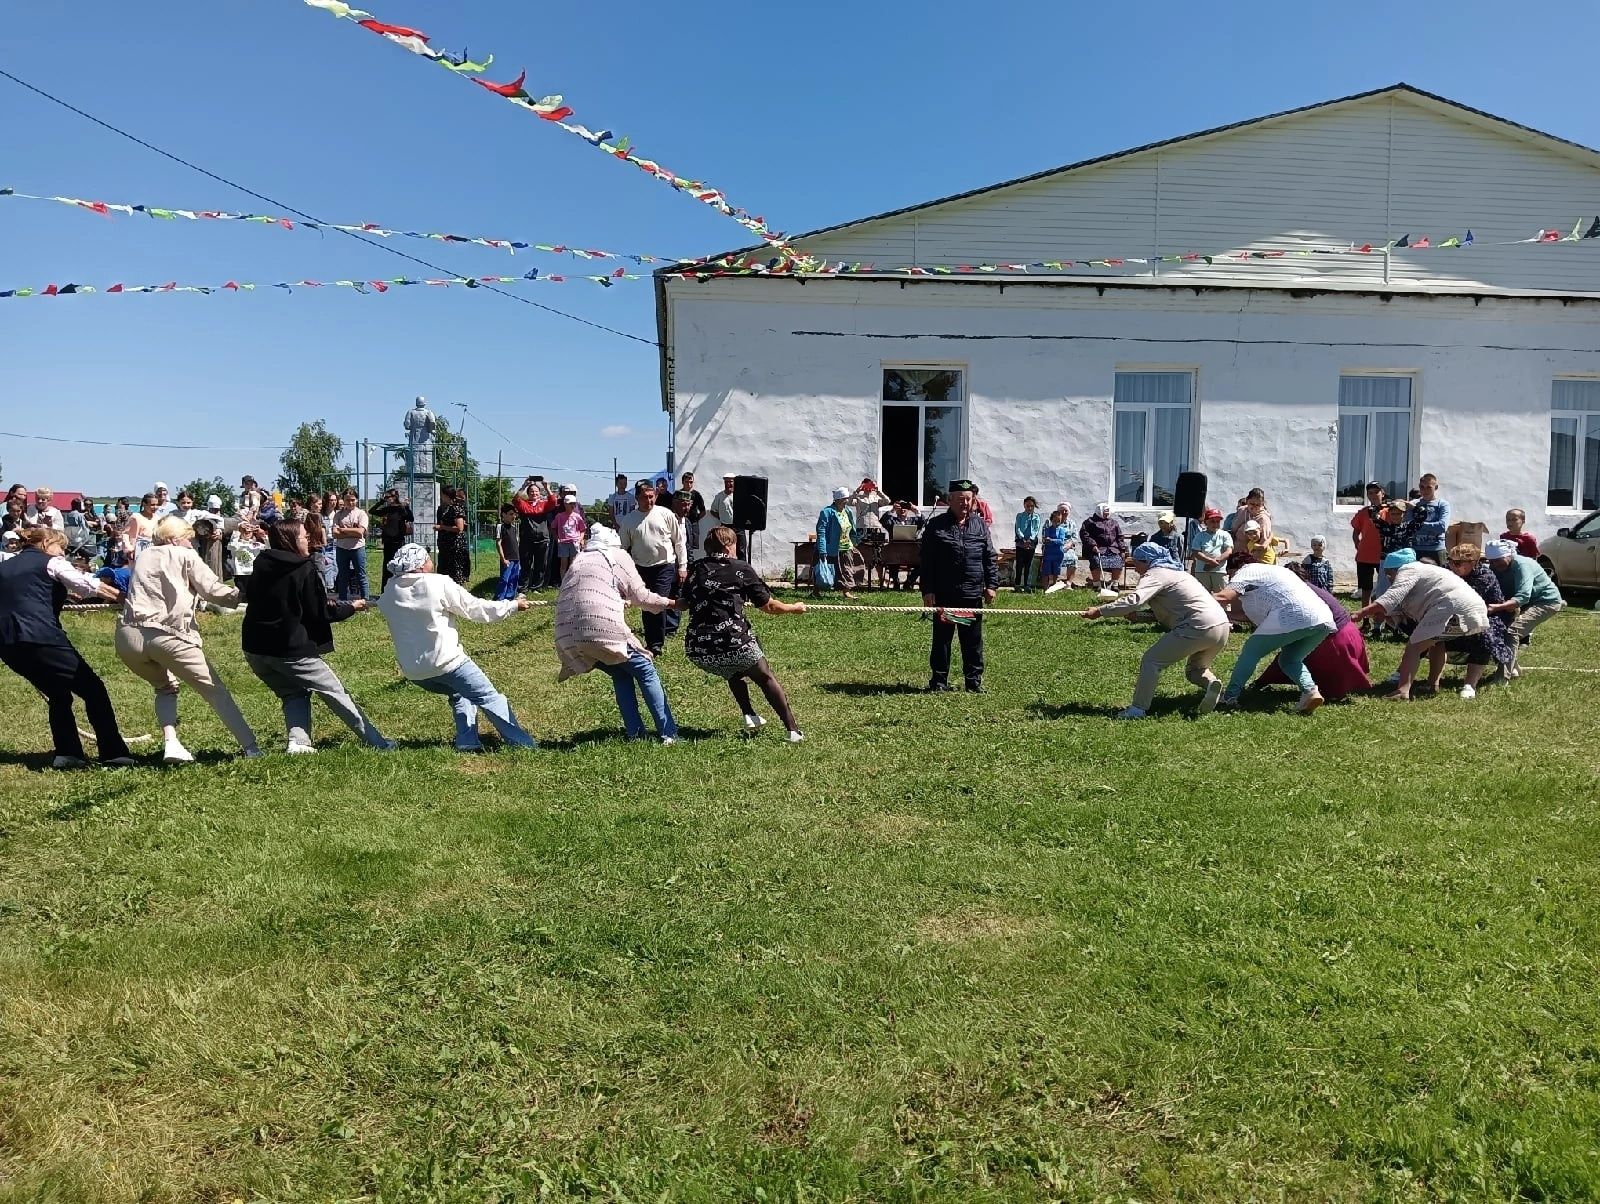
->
<box><xmin>1172</xmin><ymin>471</ymin><xmax>1208</xmax><ymax>519</ymax></box>
<box><xmin>731</xmin><ymin>475</ymin><xmax>768</xmax><ymax>532</ymax></box>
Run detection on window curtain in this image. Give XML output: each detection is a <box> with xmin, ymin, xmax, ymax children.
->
<box><xmin>1151</xmin><ymin>408</ymin><xmax>1191</xmax><ymax>506</ymax></box>
<box><xmin>1338</xmin><ymin>376</ymin><xmax>1412</xmax><ymax>409</ymax></box>
<box><xmin>923</xmin><ymin>406</ymin><xmax>962</xmax><ymax>506</ymax></box>
<box><xmin>1113</xmin><ymin>409</ymin><xmax>1147</xmax><ymax>503</ymax></box>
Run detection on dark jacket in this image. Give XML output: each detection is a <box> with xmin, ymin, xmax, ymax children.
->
<box><xmin>240</xmin><ymin>549</ymin><xmax>357</xmax><ymax>658</ymax></box>
<box><xmin>0</xmin><ymin>548</ymin><xmax>70</xmax><ymax>646</ymax></box>
<box><xmin>919</xmin><ymin>511</ymin><xmax>997</xmax><ymax>601</ymax></box>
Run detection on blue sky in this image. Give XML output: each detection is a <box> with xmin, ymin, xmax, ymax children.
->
<box><xmin>4</xmin><ymin>0</ymin><xmax>1595</xmax><ymax>502</ymax></box>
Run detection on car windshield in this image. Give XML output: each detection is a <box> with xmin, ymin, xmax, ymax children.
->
<box><xmin>1570</xmin><ymin>510</ymin><xmax>1600</xmax><ymax>540</ymax></box>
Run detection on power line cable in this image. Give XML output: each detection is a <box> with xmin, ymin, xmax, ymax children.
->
<box><xmin>0</xmin><ymin>66</ymin><xmax>660</xmax><ymax>348</ymax></box>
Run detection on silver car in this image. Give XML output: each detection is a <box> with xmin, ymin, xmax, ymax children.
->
<box><xmin>1541</xmin><ymin>509</ymin><xmax>1600</xmax><ymax>597</ymax></box>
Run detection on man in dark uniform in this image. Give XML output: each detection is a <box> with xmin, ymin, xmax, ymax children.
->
<box><xmin>919</xmin><ymin>479</ymin><xmax>998</xmax><ymax>692</ymax></box>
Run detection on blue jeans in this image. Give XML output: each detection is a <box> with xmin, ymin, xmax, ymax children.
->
<box><xmin>1224</xmin><ymin>626</ymin><xmax>1330</xmax><ymax>699</ymax></box>
<box><xmin>335</xmin><ymin>546</ymin><xmax>368</xmax><ymax>600</ymax></box>
<box><xmin>597</xmin><ymin>649</ymin><xmax>678</xmax><ymax>740</ymax></box>
<box><xmin>495</xmin><ymin>562</ymin><xmax>522</xmax><ymax>601</ymax></box>
<box><xmin>413</xmin><ymin>657</ymin><xmax>537</xmax><ymax>750</ymax></box>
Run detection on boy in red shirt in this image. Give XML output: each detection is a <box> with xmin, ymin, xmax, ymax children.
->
<box><xmin>1501</xmin><ymin>508</ymin><xmax>1539</xmax><ymax>559</ymax></box>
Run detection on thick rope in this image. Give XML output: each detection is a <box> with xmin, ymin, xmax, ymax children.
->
<box><xmin>796</xmin><ymin>603</ymin><xmax>1089</xmax><ymax>617</ymax></box>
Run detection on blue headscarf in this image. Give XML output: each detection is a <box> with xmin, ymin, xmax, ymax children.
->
<box><xmin>1132</xmin><ymin>540</ymin><xmax>1184</xmax><ymax>573</ymax></box>
<box><xmin>1381</xmin><ymin>548</ymin><xmax>1417</xmax><ymax>571</ymax></box>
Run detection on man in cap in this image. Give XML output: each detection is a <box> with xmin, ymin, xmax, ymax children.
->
<box><xmin>1485</xmin><ymin>539</ymin><xmax>1564</xmax><ymax>673</ymax></box>
<box><xmin>919</xmin><ymin>479</ymin><xmax>997</xmax><ymax>692</ymax></box>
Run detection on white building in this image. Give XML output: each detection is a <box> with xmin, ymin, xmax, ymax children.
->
<box><xmin>655</xmin><ymin>85</ymin><xmax>1600</xmax><ymax>576</ymax></box>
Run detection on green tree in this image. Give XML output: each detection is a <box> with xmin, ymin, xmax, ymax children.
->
<box><xmin>476</xmin><ymin>475</ymin><xmax>513</xmax><ymax>529</ymax></box>
<box><xmin>278</xmin><ymin>421</ymin><xmax>349</xmax><ymax>499</ymax></box>
<box><xmin>181</xmin><ymin>477</ymin><xmax>236</xmax><ymax>515</ymax></box>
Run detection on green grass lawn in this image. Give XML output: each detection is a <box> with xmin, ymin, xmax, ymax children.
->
<box><xmin>2</xmin><ymin>583</ymin><xmax>1598</xmax><ymax>1202</ymax></box>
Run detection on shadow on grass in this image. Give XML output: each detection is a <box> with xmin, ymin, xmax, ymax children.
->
<box><xmin>816</xmin><ymin>682</ymin><xmax>929</xmax><ymax>696</ymax></box>
<box><xmin>539</xmin><ymin>726</ymin><xmax>722</xmax><ymax>751</ymax></box>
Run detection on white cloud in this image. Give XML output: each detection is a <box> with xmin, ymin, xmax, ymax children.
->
<box><xmin>599</xmin><ymin>424</ymin><xmax>634</xmax><ymax>438</ymax></box>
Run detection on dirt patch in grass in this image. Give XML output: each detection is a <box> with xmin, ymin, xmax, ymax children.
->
<box><xmin>852</xmin><ymin>813</ymin><xmax>937</xmax><ymax>844</ymax></box>
<box><xmin>914</xmin><ymin>909</ymin><xmax>1043</xmax><ymax>945</ymax></box>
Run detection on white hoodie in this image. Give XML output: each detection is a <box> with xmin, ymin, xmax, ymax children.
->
<box><xmin>376</xmin><ymin>570</ymin><xmax>520</xmax><ymax>680</ymax></box>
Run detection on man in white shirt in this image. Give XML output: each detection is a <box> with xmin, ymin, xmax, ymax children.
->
<box><xmin>618</xmin><ymin>482</ymin><xmax>687</xmax><ymax>655</ymax></box>
<box><xmin>152</xmin><ymin>482</ymin><xmax>177</xmax><ymax>518</ymax></box>
<box><xmin>708</xmin><ymin>473</ymin><xmax>744</xmax><ymax>559</ymax></box>
<box><xmin>24</xmin><ymin>486</ymin><xmax>63</xmax><ymax>530</ymax></box>
<box><xmin>606</xmin><ymin>474</ymin><xmax>636</xmax><ymax>526</ymax></box>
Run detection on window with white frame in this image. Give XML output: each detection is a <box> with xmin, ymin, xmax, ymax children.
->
<box><xmin>1336</xmin><ymin>375</ymin><xmax>1413</xmax><ymax>505</ymax></box>
<box><xmin>1549</xmin><ymin>379</ymin><xmax>1600</xmax><ymax>510</ymax></box>
<box><xmin>1112</xmin><ymin>371</ymin><xmax>1193</xmax><ymax>507</ymax></box>
<box><xmin>881</xmin><ymin>367</ymin><xmax>964</xmax><ymax>507</ymax></box>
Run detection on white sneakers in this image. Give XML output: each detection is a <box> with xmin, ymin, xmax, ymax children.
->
<box><xmin>1198</xmin><ymin>679</ymin><xmax>1223</xmax><ymax>715</ymax></box>
<box><xmin>661</xmin><ymin>736</ymin><xmax>676</xmax><ymax>746</ymax></box>
<box><xmin>743</xmin><ymin>714</ymin><xmax>767</xmax><ymax>731</ymax></box>
<box><xmin>787</xmin><ymin>730</ymin><xmax>805</xmax><ymax>743</ymax></box>
<box><xmin>1459</xmin><ymin>685</ymin><xmax>1477</xmax><ymax>700</ymax></box>
<box><xmin>1297</xmin><ymin>691</ymin><xmax>1325</xmax><ymax>715</ymax></box>
<box><xmin>163</xmin><ymin>741</ymin><xmax>195</xmax><ymax>765</ymax></box>
<box><xmin>286</xmin><ymin>742</ymin><xmax>318</xmax><ymax>755</ymax></box>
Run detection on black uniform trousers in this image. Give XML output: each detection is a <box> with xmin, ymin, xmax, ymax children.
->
<box><xmin>928</xmin><ymin>599</ymin><xmax>984</xmax><ymax>687</ymax></box>
<box><xmin>0</xmin><ymin>640</ymin><xmax>131</xmax><ymax>761</ymax></box>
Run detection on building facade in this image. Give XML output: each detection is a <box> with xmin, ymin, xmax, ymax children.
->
<box><xmin>656</xmin><ymin>85</ymin><xmax>1600</xmax><ymax>576</ymax></box>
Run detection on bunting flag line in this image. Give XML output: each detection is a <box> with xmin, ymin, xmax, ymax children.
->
<box><xmin>0</xmin><ymin>187</ymin><xmax>690</xmax><ymax>266</ymax></box>
<box><xmin>302</xmin><ymin>0</ymin><xmax>796</xmax><ymax>260</ymax></box>
<box><xmin>670</xmin><ymin>219</ymin><xmax>1600</xmax><ymax>279</ymax></box>
<box><xmin>0</xmin><ymin>267</ymin><xmax>643</xmax><ymax>299</ymax></box>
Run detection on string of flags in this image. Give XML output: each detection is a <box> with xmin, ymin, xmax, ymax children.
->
<box><xmin>0</xmin><ymin>188</ymin><xmax>688</xmax><ymax>266</ymax></box>
<box><xmin>0</xmin><ymin>268</ymin><xmax>642</xmax><ymax>300</ymax></box>
<box><xmin>672</xmin><ymin>219</ymin><xmax>1600</xmax><ymax>279</ymax></box>
<box><xmin>302</xmin><ymin>0</ymin><xmax>794</xmax><ymax>258</ymax></box>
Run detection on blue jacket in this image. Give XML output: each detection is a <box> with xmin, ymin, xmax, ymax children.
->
<box><xmin>1407</xmin><ymin>497</ymin><xmax>1451</xmax><ymax>552</ymax></box>
<box><xmin>815</xmin><ymin>505</ymin><xmax>853</xmax><ymax>557</ymax></box>
<box><xmin>920</xmin><ymin>511</ymin><xmax>998</xmax><ymax>601</ymax></box>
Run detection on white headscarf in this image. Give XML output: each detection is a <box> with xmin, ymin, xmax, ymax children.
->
<box><xmin>387</xmin><ymin>542</ymin><xmax>429</xmax><ymax>575</ymax></box>
<box><xmin>586</xmin><ymin>525</ymin><xmax>621</xmax><ymax>551</ymax></box>
<box><xmin>1095</xmin><ymin>503</ymin><xmax>1112</xmax><ymax>518</ymax></box>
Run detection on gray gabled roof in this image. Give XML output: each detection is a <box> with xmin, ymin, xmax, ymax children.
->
<box><xmin>657</xmin><ymin>83</ymin><xmax>1600</xmax><ymax>274</ymax></box>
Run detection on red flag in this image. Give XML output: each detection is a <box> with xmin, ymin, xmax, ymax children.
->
<box><xmin>612</xmin><ymin>266</ymin><xmax>626</xmax><ymax>277</ymax></box>
<box><xmin>82</xmin><ymin>200</ymin><xmax>109</xmax><ymax>217</ymax></box>
<box><xmin>223</xmin><ymin>281</ymin><xmax>239</xmax><ymax>290</ymax></box>
<box><xmin>160</xmin><ymin>282</ymin><xmax>177</xmax><ymax>291</ymax></box>
<box><xmin>371</xmin><ymin>281</ymin><xmax>389</xmax><ymax>292</ymax></box>
<box><xmin>278</xmin><ymin>219</ymin><xmax>295</xmax><ymax>230</ymax></box>
<box><xmin>359</xmin><ymin>19</ymin><xmax>426</xmax><ymax>39</ymax></box>
<box><xmin>1355</xmin><ymin>244</ymin><xmax>1373</xmax><ymax>254</ymax></box>
<box><xmin>108</xmin><ymin>283</ymin><xmax>124</xmax><ymax>293</ymax></box>
<box><xmin>1539</xmin><ymin>229</ymin><xmax>1561</xmax><ymax>242</ymax></box>
<box><xmin>43</xmin><ymin>283</ymin><xmax>58</xmax><ymax>295</ymax></box>
<box><xmin>474</xmin><ymin>69</ymin><xmax>527</xmax><ymax>97</ymax></box>
<box><xmin>1413</xmin><ymin>236</ymin><xmax>1431</xmax><ymax>248</ymax></box>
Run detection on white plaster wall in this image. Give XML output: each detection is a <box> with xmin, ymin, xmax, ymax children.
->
<box><xmin>667</xmin><ymin>279</ymin><xmax>1600</xmax><ymax>578</ymax></box>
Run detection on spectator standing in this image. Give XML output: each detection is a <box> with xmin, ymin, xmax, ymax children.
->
<box><xmin>62</xmin><ymin>498</ymin><xmax>92</xmax><ymax>556</ymax></box>
<box><xmin>1351</xmin><ymin>481</ymin><xmax>1387</xmax><ymax>611</ymax></box>
<box><xmin>605</xmin><ymin>474</ymin><xmax>637</xmax><ymax>526</ymax></box>
<box><xmin>553</xmin><ymin>489</ymin><xmax>588</xmax><ymax>582</ymax></box>
<box><xmin>1301</xmin><ymin>537</ymin><xmax>1334</xmax><ymax>590</ymax></box>
<box><xmin>1405</xmin><ymin>473</ymin><xmax>1451</xmax><ymax>563</ymax></box>
<box><xmin>919</xmin><ymin>479</ymin><xmax>997</xmax><ymax>693</ymax></box>
<box><xmin>123</xmin><ymin>493</ymin><xmax>160</xmax><ymax>562</ymax></box>
<box><xmin>152</xmin><ymin>482</ymin><xmax>176</xmax><ymax>518</ymax></box>
<box><xmin>971</xmin><ymin>484</ymin><xmax>995</xmax><ymax>528</ymax></box>
<box><xmin>332</xmin><ymin>488</ymin><xmax>370</xmax><ymax>600</ymax></box>
<box><xmin>1079</xmin><ymin>504</ymin><xmax>1128</xmax><ymax>592</ymax></box>
<box><xmin>1502</xmin><ymin>509</ymin><xmax>1540</xmax><ymax>559</ymax></box>
<box><xmin>370</xmin><ymin>487</ymin><xmax>414</xmax><ymax>590</ymax></box>
<box><xmin>494</xmin><ymin>503</ymin><xmax>522</xmax><ymax>600</ymax></box>
<box><xmin>1232</xmin><ymin>489</ymin><xmax>1273</xmax><ymax>546</ymax></box>
<box><xmin>1013</xmin><ymin>496</ymin><xmax>1042</xmax><ymax>592</ymax></box>
<box><xmin>512</xmin><ymin>478</ymin><xmax>556</xmax><ymax>592</ymax></box>
<box><xmin>708</xmin><ymin>473</ymin><xmax>744</xmax><ymax>560</ymax></box>
<box><xmin>618</xmin><ymin>483</ymin><xmax>687</xmax><ymax>655</ymax></box>
<box><xmin>1038</xmin><ymin>504</ymin><xmax>1077</xmax><ymax>591</ymax></box>
<box><xmin>434</xmin><ymin>484</ymin><xmax>469</xmax><ymax>584</ymax></box>
<box><xmin>813</xmin><ymin>487</ymin><xmax>859</xmax><ymax>600</ymax></box>
<box><xmin>1188</xmin><ymin>507</ymin><xmax>1232</xmax><ymax>592</ymax></box>
<box><xmin>25</xmin><ymin>486</ymin><xmax>63</xmax><ymax>530</ymax></box>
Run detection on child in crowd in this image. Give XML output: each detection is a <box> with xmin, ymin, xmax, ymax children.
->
<box><xmin>1038</xmin><ymin>504</ymin><xmax>1077</xmax><ymax>590</ymax></box>
<box><xmin>1013</xmin><ymin>496</ymin><xmax>1042</xmax><ymax>592</ymax></box>
<box><xmin>494</xmin><ymin>503</ymin><xmax>521</xmax><ymax>601</ymax></box>
<box><xmin>1226</xmin><ymin>520</ymin><xmax>1275</xmax><ymax>573</ymax></box>
<box><xmin>553</xmin><ymin>490</ymin><xmax>588</xmax><ymax>583</ymax></box>
<box><xmin>1148</xmin><ymin>512</ymin><xmax>1184</xmax><ymax>560</ymax></box>
<box><xmin>1502</xmin><ymin>508</ymin><xmax>1539</xmax><ymax>559</ymax></box>
<box><xmin>1301</xmin><ymin>536</ymin><xmax>1334</xmax><ymax>590</ymax></box>
<box><xmin>1188</xmin><ymin>507</ymin><xmax>1232</xmax><ymax>591</ymax></box>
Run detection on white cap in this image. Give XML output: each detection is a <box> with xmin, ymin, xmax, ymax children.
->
<box><xmin>207</xmin><ymin>495</ymin><xmax>223</xmax><ymax>509</ymax></box>
<box><xmin>154</xmin><ymin>480</ymin><xmax>169</xmax><ymax>491</ymax></box>
<box><xmin>831</xmin><ymin>487</ymin><xmax>849</xmax><ymax>501</ymax></box>
<box><xmin>1</xmin><ymin>528</ymin><xmax>19</xmax><ymax>543</ymax></box>
<box><xmin>1243</xmin><ymin>520</ymin><xmax>1262</xmax><ymax>533</ymax></box>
